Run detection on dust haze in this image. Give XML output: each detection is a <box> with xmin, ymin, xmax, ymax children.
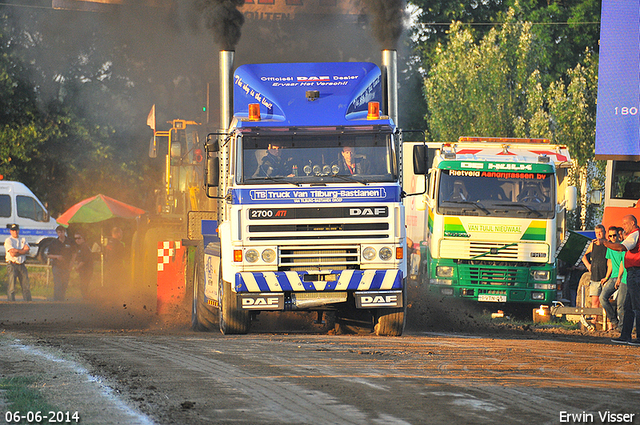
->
<box><xmin>4</xmin><ymin>0</ymin><xmax>410</xmax><ymax>331</ymax></box>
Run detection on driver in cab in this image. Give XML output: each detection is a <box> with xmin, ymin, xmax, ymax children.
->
<box><xmin>334</xmin><ymin>145</ymin><xmax>369</xmax><ymax>175</ymax></box>
<box><xmin>256</xmin><ymin>143</ymin><xmax>295</xmax><ymax>177</ymax></box>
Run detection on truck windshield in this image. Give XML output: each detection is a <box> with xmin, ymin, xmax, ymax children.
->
<box><xmin>240</xmin><ymin>132</ymin><xmax>395</xmax><ymax>184</ymax></box>
<box><xmin>437</xmin><ymin>169</ymin><xmax>555</xmax><ymax>218</ymax></box>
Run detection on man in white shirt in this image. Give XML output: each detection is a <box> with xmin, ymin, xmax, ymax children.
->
<box><xmin>4</xmin><ymin>223</ymin><xmax>32</xmax><ymax>301</ymax></box>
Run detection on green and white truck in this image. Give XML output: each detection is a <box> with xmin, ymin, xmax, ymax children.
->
<box><xmin>405</xmin><ymin>137</ymin><xmax>577</xmax><ymax>305</ymax></box>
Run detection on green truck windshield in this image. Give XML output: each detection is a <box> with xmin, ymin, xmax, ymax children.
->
<box><xmin>438</xmin><ymin>169</ymin><xmax>555</xmax><ymax>218</ymax></box>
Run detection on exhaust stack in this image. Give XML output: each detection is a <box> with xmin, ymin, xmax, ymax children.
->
<box><xmin>219</xmin><ymin>50</ymin><xmax>234</xmax><ymax>132</ymax></box>
<box><xmin>381</xmin><ymin>50</ymin><xmax>398</xmax><ymax>127</ymax></box>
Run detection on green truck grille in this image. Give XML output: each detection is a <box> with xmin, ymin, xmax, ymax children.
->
<box><xmin>461</xmin><ymin>266</ymin><xmax>528</xmax><ymax>286</ymax></box>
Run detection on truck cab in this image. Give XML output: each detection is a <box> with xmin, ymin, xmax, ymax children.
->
<box><xmin>192</xmin><ymin>53</ymin><xmax>407</xmax><ymax>335</ymax></box>
<box><xmin>406</xmin><ymin>137</ymin><xmax>577</xmax><ymax>305</ymax></box>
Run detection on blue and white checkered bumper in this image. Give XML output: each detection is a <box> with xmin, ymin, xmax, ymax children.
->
<box><xmin>235</xmin><ymin>270</ymin><xmax>403</xmax><ymax>292</ymax></box>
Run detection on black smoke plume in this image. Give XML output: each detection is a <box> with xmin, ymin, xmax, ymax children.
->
<box><xmin>195</xmin><ymin>0</ymin><xmax>245</xmax><ymax>50</ymax></box>
<box><xmin>366</xmin><ymin>0</ymin><xmax>406</xmax><ymax>50</ymax></box>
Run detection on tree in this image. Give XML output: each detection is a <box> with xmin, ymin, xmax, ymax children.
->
<box><xmin>423</xmin><ymin>12</ymin><xmax>601</xmax><ymax>228</ymax></box>
<box><xmin>547</xmin><ymin>52</ymin><xmax>601</xmax><ymax>229</ymax></box>
<box><xmin>0</xmin><ymin>9</ymin><xmax>53</xmax><ymax>182</ymax></box>
<box><xmin>424</xmin><ymin>11</ymin><xmax>544</xmax><ymax>141</ymax></box>
<box><xmin>0</xmin><ymin>5</ymin><xmax>161</xmax><ymax>215</ymax></box>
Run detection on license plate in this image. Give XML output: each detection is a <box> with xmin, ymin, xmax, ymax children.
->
<box><xmin>478</xmin><ymin>294</ymin><xmax>507</xmax><ymax>302</ymax></box>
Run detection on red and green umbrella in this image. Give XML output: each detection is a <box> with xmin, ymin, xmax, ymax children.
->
<box><xmin>57</xmin><ymin>194</ymin><xmax>146</xmax><ymax>225</ymax></box>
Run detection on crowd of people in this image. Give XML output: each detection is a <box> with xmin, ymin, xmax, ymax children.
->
<box><xmin>582</xmin><ymin>215</ymin><xmax>640</xmax><ymax>345</ymax></box>
<box><xmin>4</xmin><ymin>224</ymin><xmax>125</xmax><ymax>302</ymax></box>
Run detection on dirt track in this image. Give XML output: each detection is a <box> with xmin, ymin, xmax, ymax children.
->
<box><xmin>1</xmin><ymin>297</ymin><xmax>640</xmax><ymax>425</ymax></box>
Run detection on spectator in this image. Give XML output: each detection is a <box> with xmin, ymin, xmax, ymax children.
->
<box><xmin>600</xmin><ymin>226</ymin><xmax>625</xmax><ymax>331</ymax></box>
<box><xmin>104</xmin><ymin>226</ymin><xmax>125</xmax><ymax>286</ymax></box>
<box><xmin>564</xmin><ymin>262</ymin><xmax>586</xmax><ymax>307</ymax></box>
<box><xmin>73</xmin><ymin>232</ymin><xmax>94</xmax><ymax>300</ymax></box>
<box><xmin>4</xmin><ymin>224</ymin><xmax>31</xmax><ymax>301</ymax></box>
<box><xmin>47</xmin><ymin>225</ymin><xmax>74</xmax><ymax>301</ymax></box>
<box><xmin>601</xmin><ymin>215</ymin><xmax>640</xmax><ymax>345</ymax></box>
<box><xmin>582</xmin><ymin>224</ymin><xmax>608</xmax><ymax>309</ymax></box>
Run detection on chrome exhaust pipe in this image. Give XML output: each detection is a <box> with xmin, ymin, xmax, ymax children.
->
<box><xmin>381</xmin><ymin>50</ymin><xmax>398</xmax><ymax>127</ymax></box>
<box><xmin>219</xmin><ymin>50</ymin><xmax>234</xmax><ymax>132</ymax></box>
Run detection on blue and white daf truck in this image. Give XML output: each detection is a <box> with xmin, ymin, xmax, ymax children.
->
<box><xmin>191</xmin><ymin>50</ymin><xmax>407</xmax><ymax>335</ymax></box>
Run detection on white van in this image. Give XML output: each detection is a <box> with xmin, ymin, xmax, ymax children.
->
<box><xmin>0</xmin><ymin>181</ymin><xmax>58</xmax><ymax>261</ymax></box>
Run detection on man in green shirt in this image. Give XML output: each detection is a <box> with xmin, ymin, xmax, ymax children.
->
<box><xmin>600</xmin><ymin>226</ymin><xmax>626</xmax><ymax>331</ymax></box>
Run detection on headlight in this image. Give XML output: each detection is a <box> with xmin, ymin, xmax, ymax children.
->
<box><xmin>261</xmin><ymin>249</ymin><xmax>276</xmax><ymax>263</ymax></box>
<box><xmin>531</xmin><ymin>292</ymin><xmax>546</xmax><ymax>300</ymax></box>
<box><xmin>440</xmin><ymin>288</ymin><xmax>454</xmax><ymax>296</ymax></box>
<box><xmin>436</xmin><ymin>266</ymin><xmax>454</xmax><ymax>277</ymax></box>
<box><xmin>532</xmin><ymin>270</ymin><xmax>550</xmax><ymax>281</ymax></box>
<box><xmin>245</xmin><ymin>249</ymin><xmax>259</xmax><ymax>263</ymax></box>
<box><xmin>362</xmin><ymin>247</ymin><xmax>376</xmax><ymax>261</ymax></box>
<box><xmin>534</xmin><ymin>283</ymin><xmax>555</xmax><ymax>290</ymax></box>
<box><xmin>379</xmin><ymin>247</ymin><xmax>393</xmax><ymax>261</ymax></box>
<box><xmin>431</xmin><ymin>279</ymin><xmax>453</xmax><ymax>285</ymax></box>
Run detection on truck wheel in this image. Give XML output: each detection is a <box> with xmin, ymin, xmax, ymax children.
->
<box><xmin>191</xmin><ymin>242</ymin><xmax>218</xmax><ymax>331</ymax></box>
<box><xmin>373</xmin><ymin>289</ymin><xmax>406</xmax><ymax>336</ymax></box>
<box><xmin>219</xmin><ymin>277</ymin><xmax>250</xmax><ymax>334</ymax></box>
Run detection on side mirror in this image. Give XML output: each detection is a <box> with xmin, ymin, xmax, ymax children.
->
<box><xmin>206</xmin><ymin>155</ymin><xmax>219</xmax><ymax>188</ymax></box>
<box><xmin>587</xmin><ymin>189</ymin><xmax>603</xmax><ymax>205</ymax></box>
<box><xmin>206</xmin><ymin>136</ymin><xmax>220</xmax><ymax>153</ymax></box>
<box><xmin>149</xmin><ymin>135</ymin><xmax>157</xmax><ymax>158</ymax></box>
<box><xmin>565</xmin><ymin>186</ymin><xmax>578</xmax><ymax>211</ymax></box>
<box><xmin>413</xmin><ymin>145</ymin><xmax>428</xmax><ymax>175</ymax></box>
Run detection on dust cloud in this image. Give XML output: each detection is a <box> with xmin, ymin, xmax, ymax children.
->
<box><xmin>3</xmin><ymin>0</ymin><xmax>411</xmax><ymax>333</ymax></box>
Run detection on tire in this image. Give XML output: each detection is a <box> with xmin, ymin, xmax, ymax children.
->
<box><xmin>373</xmin><ymin>287</ymin><xmax>407</xmax><ymax>336</ymax></box>
<box><xmin>219</xmin><ymin>276</ymin><xmax>250</xmax><ymax>335</ymax></box>
<box><xmin>191</xmin><ymin>242</ymin><xmax>218</xmax><ymax>331</ymax></box>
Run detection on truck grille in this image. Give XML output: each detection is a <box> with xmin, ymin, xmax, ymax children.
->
<box><xmin>279</xmin><ymin>245</ymin><xmax>359</xmax><ymax>271</ymax></box>
<box><xmin>469</xmin><ymin>242</ymin><xmax>518</xmax><ymax>259</ymax></box>
<box><xmin>439</xmin><ymin>240</ymin><xmax>548</xmax><ymax>263</ymax></box>
<box><xmin>461</xmin><ymin>266</ymin><xmax>528</xmax><ymax>286</ymax></box>
<box><xmin>248</xmin><ymin>222</ymin><xmax>388</xmax><ymax>241</ymax></box>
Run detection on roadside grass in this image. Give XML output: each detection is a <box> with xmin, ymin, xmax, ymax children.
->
<box><xmin>0</xmin><ymin>376</ymin><xmax>59</xmax><ymax>423</ymax></box>
<box><xmin>0</xmin><ymin>264</ymin><xmax>86</xmax><ymax>300</ymax></box>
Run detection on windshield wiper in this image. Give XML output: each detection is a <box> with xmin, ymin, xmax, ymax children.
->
<box><xmin>494</xmin><ymin>203</ymin><xmax>542</xmax><ymax>217</ymax></box>
<box><xmin>331</xmin><ymin>175</ymin><xmax>368</xmax><ymax>185</ymax></box>
<box><xmin>256</xmin><ymin>177</ymin><xmax>301</xmax><ymax>187</ymax></box>
<box><xmin>444</xmin><ymin>200</ymin><xmax>490</xmax><ymax>215</ymax></box>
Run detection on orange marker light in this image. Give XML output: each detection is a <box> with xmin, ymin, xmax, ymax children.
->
<box><xmin>367</xmin><ymin>102</ymin><xmax>380</xmax><ymax>120</ymax></box>
<box><xmin>234</xmin><ymin>250</ymin><xmax>243</xmax><ymax>262</ymax></box>
<box><xmin>396</xmin><ymin>246</ymin><xmax>403</xmax><ymax>260</ymax></box>
<box><xmin>248</xmin><ymin>103</ymin><xmax>261</xmax><ymax>121</ymax></box>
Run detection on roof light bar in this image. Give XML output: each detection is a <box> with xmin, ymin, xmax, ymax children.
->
<box><xmin>459</xmin><ymin>136</ymin><xmax>550</xmax><ymax>144</ymax></box>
